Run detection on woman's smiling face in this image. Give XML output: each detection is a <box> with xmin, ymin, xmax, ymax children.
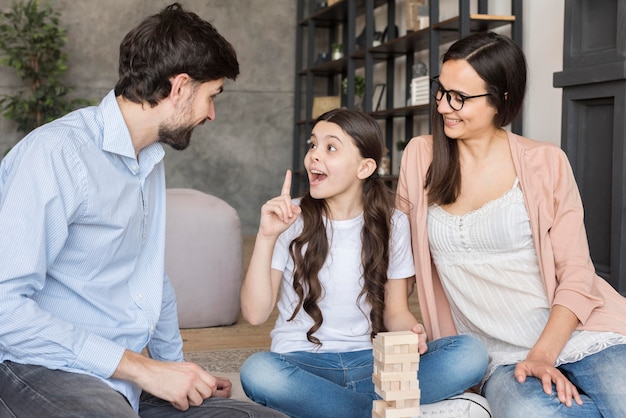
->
<box><xmin>436</xmin><ymin>59</ymin><xmax>499</xmax><ymax>141</ymax></box>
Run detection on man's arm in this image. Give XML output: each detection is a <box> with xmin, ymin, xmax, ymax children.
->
<box><xmin>146</xmin><ymin>272</ymin><xmax>184</xmax><ymax>362</ymax></box>
<box><xmin>0</xmin><ymin>138</ymin><xmax>126</xmax><ymax>379</ymax></box>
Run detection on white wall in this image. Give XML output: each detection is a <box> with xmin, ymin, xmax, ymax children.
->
<box><xmin>523</xmin><ymin>0</ymin><xmax>564</xmax><ymax>145</ymax></box>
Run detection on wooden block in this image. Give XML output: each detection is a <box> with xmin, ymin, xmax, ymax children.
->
<box><xmin>373</xmin><ymin>399</ymin><xmax>421</xmax><ymax>418</ymax></box>
<box><xmin>373</xmin><ymin>375</ymin><xmax>420</xmax><ymax>392</ymax></box>
<box><xmin>373</xmin><ymin>370</ymin><xmax>416</xmax><ymax>382</ymax></box>
<box><xmin>375</xmin><ymin>387</ymin><xmax>421</xmax><ymax>401</ymax></box>
<box><xmin>374</xmin><ymin>331</ymin><xmax>419</xmax><ymax>347</ymax></box>
<box><xmin>382</xmin><ymin>406</ymin><xmax>421</xmax><ymax>418</ymax></box>
<box><xmin>394</xmin><ymin>398</ymin><xmax>420</xmax><ymax>409</ymax></box>
<box><xmin>373</xmin><ymin>350</ymin><xmax>419</xmax><ymax>366</ymax></box>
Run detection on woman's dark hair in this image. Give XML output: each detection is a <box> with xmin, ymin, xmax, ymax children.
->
<box><xmin>288</xmin><ymin>109</ymin><xmax>394</xmax><ymax>345</ymax></box>
<box><xmin>114</xmin><ymin>3</ymin><xmax>240</xmax><ymax>106</ymax></box>
<box><xmin>427</xmin><ymin>31</ymin><xmax>527</xmax><ymax>205</ymax></box>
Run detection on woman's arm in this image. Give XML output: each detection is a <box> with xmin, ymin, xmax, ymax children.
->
<box><xmin>383</xmin><ymin>276</ymin><xmax>428</xmax><ymax>354</ymax></box>
<box><xmin>514</xmin><ymin>305</ymin><xmax>583</xmax><ymax>407</ymax></box>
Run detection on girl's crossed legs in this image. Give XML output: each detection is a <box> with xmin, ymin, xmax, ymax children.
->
<box><xmin>240</xmin><ymin>334</ymin><xmax>488</xmax><ymax>418</ymax></box>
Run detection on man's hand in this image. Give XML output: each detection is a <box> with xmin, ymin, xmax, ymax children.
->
<box><xmin>213</xmin><ymin>376</ymin><xmax>233</xmax><ymax>398</ymax></box>
<box><xmin>113</xmin><ymin>350</ymin><xmax>231</xmax><ymax>411</ymax></box>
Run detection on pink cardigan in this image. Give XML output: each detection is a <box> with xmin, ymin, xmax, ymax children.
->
<box><xmin>396</xmin><ymin>132</ymin><xmax>626</xmax><ymax>340</ymax></box>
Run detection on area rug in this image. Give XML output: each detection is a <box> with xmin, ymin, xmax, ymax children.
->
<box><xmin>184</xmin><ymin>347</ymin><xmax>265</xmax><ymax>374</ymax></box>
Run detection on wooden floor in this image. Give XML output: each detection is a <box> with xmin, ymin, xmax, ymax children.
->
<box><xmin>180</xmin><ymin>235</ymin><xmax>421</xmax><ymax>352</ymax></box>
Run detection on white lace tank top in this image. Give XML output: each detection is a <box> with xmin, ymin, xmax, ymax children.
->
<box><xmin>427</xmin><ymin>179</ymin><xmax>626</xmax><ymax>379</ymax></box>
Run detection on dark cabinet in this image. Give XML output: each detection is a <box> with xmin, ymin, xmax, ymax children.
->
<box><xmin>553</xmin><ymin>0</ymin><xmax>626</xmax><ymax>295</ymax></box>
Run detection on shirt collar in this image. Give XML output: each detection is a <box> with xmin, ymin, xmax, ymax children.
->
<box><xmin>98</xmin><ymin>90</ymin><xmax>165</xmax><ymax>175</ymax></box>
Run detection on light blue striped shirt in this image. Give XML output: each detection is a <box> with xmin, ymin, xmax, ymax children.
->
<box><xmin>0</xmin><ymin>90</ymin><xmax>182</xmax><ymax>411</ymax></box>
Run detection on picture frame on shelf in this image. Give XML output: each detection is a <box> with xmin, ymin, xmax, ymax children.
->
<box><xmin>373</xmin><ymin>83</ymin><xmax>386</xmax><ymax>111</ymax></box>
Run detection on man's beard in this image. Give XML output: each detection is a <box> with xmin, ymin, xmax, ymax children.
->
<box><xmin>158</xmin><ymin>123</ymin><xmax>195</xmax><ymax>151</ymax></box>
<box><xmin>158</xmin><ymin>91</ymin><xmax>199</xmax><ymax>151</ymax></box>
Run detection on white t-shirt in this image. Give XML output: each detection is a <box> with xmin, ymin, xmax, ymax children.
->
<box><xmin>270</xmin><ymin>208</ymin><xmax>415</xmax><ymax>353</ymax></box>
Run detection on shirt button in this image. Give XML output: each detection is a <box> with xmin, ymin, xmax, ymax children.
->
<box><xmin>136</xmin><ymin>293</ymin><xmax>143</xmax><ymax>300</ymax></box>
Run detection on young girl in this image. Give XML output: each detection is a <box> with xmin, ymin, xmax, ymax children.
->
<box><xmin>239</xmin><ymin>109</ymin><xmax>488</xmax><ymax>418</ymax></box>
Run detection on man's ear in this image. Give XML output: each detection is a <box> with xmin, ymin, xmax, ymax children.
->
<box><xmin>357</xmin><ymin>158</ymin><xmax>377</xmax><ymax>180</ymax></box>
<box><xmin>169</xmin><ymin>73</ymin><xmax>191</xmax><ymax>104</ymax></box>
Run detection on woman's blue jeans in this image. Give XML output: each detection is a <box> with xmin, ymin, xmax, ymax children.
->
<box><xmin>483</xmin><ymin>344</ymin><xmax>626</xmax><ymax>418</ymax></box>
<box><xmin>240</xmin><ymin>334</ymin><xmax>488</xmax><ymax>418</ymax></box>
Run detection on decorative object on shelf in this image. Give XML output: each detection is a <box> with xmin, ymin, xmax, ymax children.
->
<box><xmin>410</xmin><ymin>76</ymin><xmax>430</xmax><ymax>106</ymax></box>
<box><xmin>379</xmin><ymin>147</ymin><xmax>391</xmax><ymax>176</ymax></box>
<box><xmin>413</xmin><ymin>62</ymin><xmax>428</xmax><ymax>78</ymax></box>
<box><xmin>381</xmin><ymin>24</ymin><xmax>399</xmax><ymax>43</ymax></box>
<box><xmin>356</xmin><ymin>24</ymin><xmax>383</xmax><ymax>50</ymax></box>
<box><xmin>342</xmin><ymin>75</ymin><xmax>365</xmax><ymax>110</ymax></box>
<box><xmin>409</xmin><ymin>61</ymin><xmax>429</xmax><ymax>106</ymax></box>
<box><xmin>312</xmin><ymin>96</ymin><xmax>341</xmax><ymax>119</ymax></box>
<box><xmin>315</xmin><ymin>52</ymin><xmax>331</xmax><ymax>66</ymax></box>
<box><xmin>373</xmin><ymin>31</ymin><xmax>383</xmax><ymax>47</ymax></box>
<box><xmin>406</xmin><ymin>0</ymin><xmax>429</xmax><ymax>32</ymax></box>
<box><xmin>373</xmin><ymin>83</ymin><xmax>386</xmax><ymax>111</ymax></box>
<box><xmin>315</xmin><ymin>0</ymin><xmax>328</xmax><ymax>10</ymax></box>
<box><xmin>331</xmin><ymin>43</ymin><xmax>343</xmax><ymax>60</ymax></box>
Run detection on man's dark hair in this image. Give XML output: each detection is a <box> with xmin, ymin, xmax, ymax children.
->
<box><xmin>114</xmin><ymin>3</ymin><xmax>240</xmax><ymax>106</ymax></box>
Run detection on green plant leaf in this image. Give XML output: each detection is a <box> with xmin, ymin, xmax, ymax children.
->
<box><xmin>0</xmin><ymin>0</ymin><xmax>90</xmax><ymax>135</ymax></box>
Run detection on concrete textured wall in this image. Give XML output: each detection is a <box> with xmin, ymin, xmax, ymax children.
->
<box><xmin>0</xmin><ymin>0</ymin><xmax>296</xmax><ymax>235</ymax></box>
<box><xmin>0</xmin><ymin>1</ymin><xmax>565</xmax><ymax>235</ymax></box>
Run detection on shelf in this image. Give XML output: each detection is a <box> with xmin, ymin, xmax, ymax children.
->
<box><xmin>370</xmin><ymin>104</ymin><xmax>430</xmax><ymax>119</ymax></box>
<box><xmin>298</xmin><ymin>56</ymin><xmax>347</xmax><ymax>76</ymax></box>
<box><xmin>293</xmin><ymin>1</ymin><xmax>522</xmax><ymax>195</ymax></box>
<box><xmin>295</xmin><ymin>103</ymin><xmax>430</xmax><ymax>126</ymax></box>
<box><xmin>434</xmin><ymin>14</ymin><xmax>516</xmax><ymax>38</ymax></box>
<box><xmin>299</xmin><ymin>0</ymin><xmax>388</xmax><ymax>27</ymax></box>
<box><xmin>365</xmin><ymin>14</ymin><xmax>516</xmax><ymax>57</ymax></box>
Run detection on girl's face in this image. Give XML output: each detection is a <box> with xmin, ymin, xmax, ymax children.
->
<box><xmin>305</xmin><ymin>120</ymin><xmax>373</xmax><ymax>207</ymax></box>
<box><xmin>436</xmin><ymin>59</ymin><xmax>499</xmax><ymax>141</ymax></box>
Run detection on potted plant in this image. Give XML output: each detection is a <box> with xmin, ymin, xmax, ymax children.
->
<box><xmin>342</xmin><ymin>75</ymin><xmax>365</xmax><ymax>110</ymax></box>
<box><xmin>0</xmin><ymin>0</ymin><xmax>90</xmax><ymax>136</ymax></box>
<box><xmin>331</xmin><ymin>43</ymin><xmax>343</xmax><ymax>60</ymax></box>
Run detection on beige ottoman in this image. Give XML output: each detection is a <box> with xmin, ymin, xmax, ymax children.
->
<box><xmin>165</xmin><ymin>188</ymin><xmax>243</xmax><ymax>328</ymax></box>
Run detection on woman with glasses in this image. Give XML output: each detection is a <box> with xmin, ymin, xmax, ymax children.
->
<box><xmin>397</xmin><ymin>31</ymin><xmax>626</xmax><ymax>417</ymax></box>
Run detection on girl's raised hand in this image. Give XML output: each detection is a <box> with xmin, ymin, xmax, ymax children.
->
<box><xmin>258</xmin><ymin>170</ymin><xmax>302</xmax><ymax>238</ymax></box>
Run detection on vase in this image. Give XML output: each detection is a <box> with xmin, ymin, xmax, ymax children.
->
<box><xmin>354</xmin><ymin>95</ymin><xmax>363</xmax><ymax>111</ymax></box>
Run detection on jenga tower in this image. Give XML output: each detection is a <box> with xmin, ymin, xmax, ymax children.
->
<box><xmin>372</xmin><ymin>331</ymin><xmax>420</xmax><ymax>418</ymax></box>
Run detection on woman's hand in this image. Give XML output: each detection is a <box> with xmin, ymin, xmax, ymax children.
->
<box><xmin>514</xmin><ymin>354</ymin><xmax>583</xmax><ymax>407</ymax></box>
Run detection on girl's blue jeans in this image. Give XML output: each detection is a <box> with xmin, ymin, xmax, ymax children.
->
<box><xmin>483</xmin><ymin>343</ymin><xmax>626</xmax><ymax>418</ymax></box>
<box><xmin>240</xmin><ymin>334</ymin><xmax>488</xmax><ymax>418</ymax></box>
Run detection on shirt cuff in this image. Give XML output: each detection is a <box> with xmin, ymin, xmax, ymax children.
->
<box><xmin>72</xmin><ymin>333</ymin><xmax>126</xmax><ymax>378</ymax></box>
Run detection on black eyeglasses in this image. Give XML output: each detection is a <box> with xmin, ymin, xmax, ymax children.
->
<box><xmin>430</xmin><ymin>76</ymin><xmax>491</xmax><ymax>111</ymax></box>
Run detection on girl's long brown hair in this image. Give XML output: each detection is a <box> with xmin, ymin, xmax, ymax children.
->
<box><xmin>288</xmin><ymin>109</ymin><xmax>394</xmax><ymax>346</ymax></box>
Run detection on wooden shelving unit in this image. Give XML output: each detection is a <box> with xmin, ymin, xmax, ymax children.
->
<box><xmin>293</xmin><ymin>0</ymin><xmax>523</xmax><ymax>195</ymax></box>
